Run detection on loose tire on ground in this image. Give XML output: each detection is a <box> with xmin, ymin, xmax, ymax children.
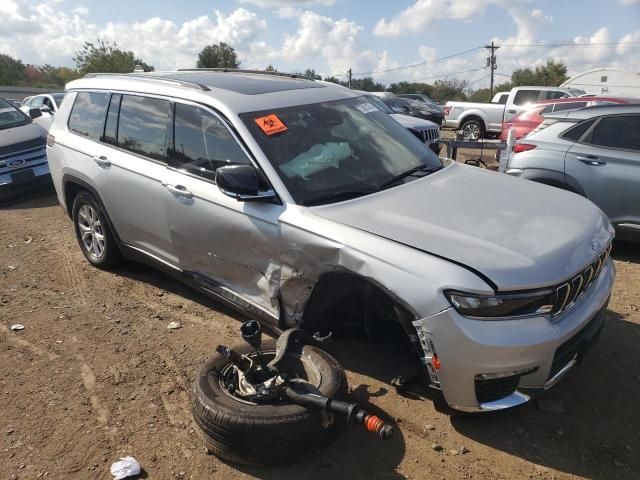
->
<box><xmin>191</xmin><ymin>339</ymin><xmax>347</xmax><ymax>466</ymax></box>
<box><xmin>71</xmin><ymin>191</ymin><xmax>121</xmax><ymax>269</ymax></box>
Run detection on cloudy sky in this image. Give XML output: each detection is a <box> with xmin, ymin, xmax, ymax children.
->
<box><xmin>1</xmin><ymin>0</ymin><xmax>639</xmax><ymax>88</ymax></box>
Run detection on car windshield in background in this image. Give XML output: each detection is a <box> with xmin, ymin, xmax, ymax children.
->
<box><xmin>240</xmin><ymin>96</ymin><xmax>442</xmax><ymax>206</ymax></box>
<box><xmin>0</xmin><ymin>97</ymin><xmax>29</xmax><ymax>130</ymax></box>
<box><xmin>52</xmin><ymin>93</ymin><xmax>65</xmax><ymax>107</ymax></box>
<box><xmin>364</xmin><ymin>95</ymin><xmax>394</xmax><ymax>115</ymax></box>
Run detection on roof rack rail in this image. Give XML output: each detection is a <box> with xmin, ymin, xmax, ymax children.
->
<box><xmin>176</xmin><ymin>68</ymin><xmax>314</xmax><ymax>81</ymax></box>
<box><xmin>82</xmin><ymin>73</ymin><xmax>210</xmax><ymax>91</ymax></box>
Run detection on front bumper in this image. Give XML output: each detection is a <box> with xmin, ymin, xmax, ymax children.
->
<box><xmin>0</xmin><ymin>162</ymin><xmax>52</xmax><ymax>200</ymax></box>
<box><xmin>413</xmin><ymin>258</ymin><xmax>615</xmax><ymax>412</ymax></box>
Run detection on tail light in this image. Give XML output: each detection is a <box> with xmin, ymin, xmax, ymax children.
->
<box><xmin>513</xmin><ymin>143</ymin><xmax>536</xmax><ymax>153</ymax></box>
<box><xmin>46</xmin><ymin>134</ymin><xmax>56</xmax><ymax>147</ymax></box>
<box><xmin>443</xmin><ymin>106</ymin><xmax>451</xmax><ymax>117</ymax></box>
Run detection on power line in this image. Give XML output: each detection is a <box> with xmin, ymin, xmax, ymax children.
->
<box><xmin>353</xmin><ymin>46</ymin><xmax>482</xmax><ymax>76</ymax></box>
<box><xmin>501</xmin><ymin>42</ymin><xmax>640</xmax><ymax>48</ymax></box>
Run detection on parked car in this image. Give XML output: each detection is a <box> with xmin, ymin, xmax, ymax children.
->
<box><xmin>0</xmin><ymin>96</ymin><xmax>50</xmax><ymax>201</ymax></box>
<box><xmin>381</xmin><ymin>96</ymin><xmax>443</xmax><ymax>124</ymax></box>
<box><xmin>498</xmin><ymin>96</ymin><xmax>636</xmax><ymax>142</ymax></box>
<box><xmin>20</xmin><ymin>93</ymin><xmax>65</xmax><ymax>130</ymax></box>
<box><xmin>47</xmin><ymin>71</ymin><xmax>615</xmax><ymax>412</ymax></box>
<box><xmin>356</xmin><ymin>92</ymin><xmax>440</xmax><ymax>152</ymax></box>
<box><xmin>506</xmin><ymin>104</ymin><xmax>640</xmax><ymax>241</ymax></box>
<box><xmin>444</xmin><ymin>86</ymin><xmax>580</xmax><ymax>140</ymax></box>
<box><xmin>397</xmin><ymin>93</ymin><xmax>444</xmax><ymax>124</ymax></box>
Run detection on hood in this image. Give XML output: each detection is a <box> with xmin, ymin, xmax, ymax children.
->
<box><xmin>0</xmin><ymin>122</ymin><xmax>45</xmax><ymax>151</ymax></box>
<box><xmin>390</xmin><ymin>114</ymin><xmax>438</xmax><ymax>130</ymax></box>
<box><xmin>313</xmin><ymin>162</ymin><xmax>613</xmax><ymax>291</ymax></box>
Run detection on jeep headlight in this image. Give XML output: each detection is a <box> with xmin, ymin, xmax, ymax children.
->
<box><xmin>445</xmin><ymin>289</ymin><xmax>554</xmax><ymax>319</ymax></box>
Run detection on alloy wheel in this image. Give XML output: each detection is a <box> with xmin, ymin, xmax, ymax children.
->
<box><xmin>77</xmin><ymin>204</ymin><xmax>105</xmax><ymax>260</ymax></box>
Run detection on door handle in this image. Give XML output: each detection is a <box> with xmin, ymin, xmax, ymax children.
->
<box><xmin>165</xmin><ymin>184</ymin><xmax>193</xmax><ymax>199</ymax></box>
<box><xmin>92</xmin><ymin>155</ymin><xmax>111</xmax><ymax>167</ymax></box>
<box><xmin>577</xmin><ymin>156</ymin><xmax>606</xmax><ymax>166</ymax></box>
<box><xmin>508</xmin><ymin>109</ymin><xmax>516</xmax><ymax>113</ymax></box>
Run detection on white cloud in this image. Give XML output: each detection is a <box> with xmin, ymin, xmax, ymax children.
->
<box><xmin>239</xmin><ymin>0</ymin><xmax>335</xmax><ymax>7</ymax></box>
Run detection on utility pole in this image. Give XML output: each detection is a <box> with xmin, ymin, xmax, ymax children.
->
<box><xmin>348</xmin><ymin>68</ymin><xmax>352</xmax><ymax>89</ymax></box>
<box><xmin>484</xmin><ymin>41</ymin><xmax>499</xmax><ymax>99</ymax></box>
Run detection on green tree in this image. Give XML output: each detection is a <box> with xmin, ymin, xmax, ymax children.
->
<box><xmin>301</xmin><ymin>68</ymin><xmax>321</xmax><ymax>80</ymax></box>
<box><xmin>73</xmin><ymin>40</ymin><xmax>152</xmax><ymax>74</ymax></box>
<box><xmin>134</xmin><ymin>58</ymin><xmax>155</xmax><ymax>72</ymax></box>
<box><xmin>265</xmin><ymin>64</ymin><xmax>277</xmax><ymax>72</ymax></box>
<box><xmin>350</xmin><ymin>76</ymin><xmax>386</xmax><ymax>91</ymax></box>
<box><xmin>0</xmin><ymin>53</ymin><xmax>25</xmax><ymax>85</ymax></box>
<box><xmin>196</xmin><ymin>42</ymin><xmax>240</xmax><ymax>69</ymax></box>
<box><xmin>323</xmin><ymin>76</ymin><xmax>343</xmax><ymax>85</ymax></box>
<box><xmin>511</xmin><ymin>59</ymin><xmax>568</xmax><ymax>87</ymax></box>
<box><xmin>388</xmin><ymin>81</ymin><xmax>433</xmax><ymax>96</ymax></box>
<box><xmin>468</xmin><ymin>81</ymin><xmax>512</xmax><ymax>102</ymax></box>
<box><xmin>430</xmin><ymin>79</ymin><xmax>469</xmax><ymax>102</ymax></box>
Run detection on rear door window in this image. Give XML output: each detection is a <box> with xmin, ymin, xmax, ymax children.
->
<box><xmin>585</xmin><ymin>115</ymin><xmax>640</xmax><ymax>151</ymax></box>
<box><xmin>545</xmin><ymin>91</ymin><xmax>570</xmax><ymax>100</ymax></box>
<box><xmin>68</xmin><ymin>92</ymin><xmax>110</xmax><ymax>141</ymax></box>
<box><xmin>513</xmin><ymin>90</ymin><xmax>540</xmax><ymax>106</ymax></box>
<box><xmin>117</xmin><ymin>95</ymin><xmax>170</xmax><ymax>161</ymax></box>
<box><xmin>172</xmin><ymin>103</ymin><xmax>251</xmax><ymax>179</ymax></box>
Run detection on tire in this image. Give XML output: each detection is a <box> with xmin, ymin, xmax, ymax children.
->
<box><xmin>71</xmin><ymin>191</ymin><xmax>121</xmax><ymax>269</ymax></box>
<box><xmin>191</xmin><ymin>339</ymin><xmax>347</xmax><ymax>466</ymax></box>
<box><xmin>460</xmin><ymin>118</ymin><xmax>484</xmax><ymax>141</ymax></box>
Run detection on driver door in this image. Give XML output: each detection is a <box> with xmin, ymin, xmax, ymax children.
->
<box><xmin>162</xmin><ymin>101</ymin><xmax>285</xmax><ymax>322</ymax></box>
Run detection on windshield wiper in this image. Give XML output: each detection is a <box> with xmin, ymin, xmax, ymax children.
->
<box><xmin>302</xmin><ymin>189</ymin><xmax>377</xmax><ymax>206</ymax></box>
<box><xmin>377</xmin><ymin>164</ymin><xmax>442</xmax><ymax>190</ymax></box>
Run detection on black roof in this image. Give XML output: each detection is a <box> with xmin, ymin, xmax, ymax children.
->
<box><xmin>149</xmin><ymin>70</ymin><xmax>326</xmax><ymax>95</ymax></box>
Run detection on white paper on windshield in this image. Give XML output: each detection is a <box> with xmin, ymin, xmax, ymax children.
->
<box><xmin>280</xmin><ymin>142</ymin><xmax>353</xmax><ymax>178</ymax></box>
<box><xmin>355</xmin><ymin>103</ymin><xmax>378</xmax><ymax>114</ymax></box>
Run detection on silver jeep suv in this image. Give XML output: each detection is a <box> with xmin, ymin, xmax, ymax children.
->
<box><xmin>47</xmin><ymin>71</ymin><xmax>615</xmax><ymax>412</ymax></box>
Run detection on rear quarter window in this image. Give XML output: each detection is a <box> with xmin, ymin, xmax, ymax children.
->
<box><xmin>68</xmin><ymin>92</ymin><xmax>110</xmax><ymax>141</ymax></box>
<box><xmin>117</xmin><ymin>95</ymin><xmax>170</xmax><ymax>161</ymax></box>
<box><xmin>561</xmin><ymin>119</ymin><xmax>596</xmax><ymax>142</ymax></box>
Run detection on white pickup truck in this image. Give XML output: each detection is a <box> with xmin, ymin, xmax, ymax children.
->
<box><xmin>444</xmin><ymin>86</ymin><xmax>582</xmax><ymax>140</ymax></box>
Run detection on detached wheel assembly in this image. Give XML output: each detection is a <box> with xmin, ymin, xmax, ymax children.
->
<box><xmin>191</xmin><ymin>321</ymin><xmax>393</xmax><ymax>466</ymax></box>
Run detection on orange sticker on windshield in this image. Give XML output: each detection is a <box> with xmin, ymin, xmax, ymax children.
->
<box><xmin>255</xmin><ymin>114</ymin><xmax>288</xmax><ymax>136</ymax></box>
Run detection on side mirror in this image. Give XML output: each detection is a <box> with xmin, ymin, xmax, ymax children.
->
<box><xmin>215</xmin><ymin>164</ymin><xmax>276</xmax><ymax>202</ymax></box>
<box><xmin>28</xmin><ymin>108</ymin><xmax>42</xmax><ymax>119</ymax></box>
<box><xmin>40</xmin><ymin>106</ymin><xmax>52</xmax><ymax>114</ymax></box>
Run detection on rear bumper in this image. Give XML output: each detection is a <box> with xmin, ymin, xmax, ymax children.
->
<box><xmin>413</xmin><ymin>258</ymin><xmax>615</xmax><ymax>412</ymax></box>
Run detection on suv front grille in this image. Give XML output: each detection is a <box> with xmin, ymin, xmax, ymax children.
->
<box><xmin>550</xmin><ymin>243</ymin><xmax>612</xmax><ymax>317</ymax></box>
<box><xmin>422</xmin><ymin>128</ymin><xmax>439</xmax><ymax>143</ymax></box>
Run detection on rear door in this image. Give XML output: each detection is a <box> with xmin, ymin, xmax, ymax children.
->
<box><xmin>565</xmin><ymin>114</ymin><xmax>640</xmax><ymax>228</ymax></box>
<box><xmin>65</xmin><ymin>91</ymin><xmax>178</xmax><ymax>267</ymax></box>
<box><xmin>161</xmin><ymin>101</ymin><xmax>285</xmax><ymax>321</ymax></box>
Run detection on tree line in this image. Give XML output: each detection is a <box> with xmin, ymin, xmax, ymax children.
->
<box><xmin>0</xmin><ymin>40</ymin><xmax>568</xmax><ymax>102</ymax></box>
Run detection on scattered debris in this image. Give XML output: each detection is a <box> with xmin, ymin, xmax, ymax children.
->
<box><xmin>449</xmin><ymin>449</ymin><xmax>459</xmax><ymax>456</ymax></box>
<box><xmin>10</xmin><ymin>324</ymin><xmax>25</xmax><ymax>331</ymax></box>
<box><xmin>167</xmin><ymin>321</ymin><xmax>182</xmax><ymax>330</ymax></box>
<box><xmin>536</xmin><ymin>399</ymin><xmax>565</xmax><ymax>413</ymax></box>
<box><xmin>424</xmin><ymin>424</ymin><xmax>436</xmax><ymax>431</ymax></box>
<box><xmin>556</xmin><ymin>429</ymin><xmax>564</xmax><ymax>436</ymax></box>
<box><xmin>431</xmin><ymin>442</ymin><xmax>443</xmax><ymax>452</ymax></box>
<box><xmin>110</xmin><ymin>456</ymin><xmax>141</xmax><ymax>480</ymax></box>
<box><xmin>24</xmin><ymin>237</ymin><xmax>33</xmax><ymax>245</ymax></box>
<box><xmin>625</xmin><ymin>444</ymin><xmax>632</xmax><ymax>452</ymax></box>
<box><xmin>613</xmin><ymin>459</ymin><xmax>625</xmax><ymax>467</ymax></box>
<box><xmin>460</xmin><ymin>446</ymin><xmax>470</xmax><ymax>454</ymax></box>
<box><xmin>7</xmin><ymin>265</ymin><xmax>17</xmax><ymax>271</ymax></box>
<box><xmin>6</xmin><ymin>427</ymin><xmax>14</xmax><ymax>435</ymax></box>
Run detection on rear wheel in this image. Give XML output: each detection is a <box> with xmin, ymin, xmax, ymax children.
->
<box><xmin>460</xmin><ymin>119</ymin><xmax>484</xmax><ymax>141</ymax></box>
<box><xmin>72</xmin><ymin>191</ymin><xmax>121</xmax><ymax>269</ymax></box>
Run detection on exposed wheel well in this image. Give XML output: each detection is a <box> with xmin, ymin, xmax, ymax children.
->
<box><xmin>300</xmin><ymin>271</ymin><xmax>424</xmax><ymax>358</ymax></box>
<box><xmin>63</xmin><ymin>180</ymin><xmax>85</xmax><ymax>217</ymax></box>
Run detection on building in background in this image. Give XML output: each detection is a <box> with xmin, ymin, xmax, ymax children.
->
<box><xmin>561</xmin><ymin>67</ymin><xmax>640</xmax><ymax>96</ymax></box>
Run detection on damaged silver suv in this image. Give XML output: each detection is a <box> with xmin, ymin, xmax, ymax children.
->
<box><xmin>47</xmin><ymin>70</ymin><xmax>615</xmax><ymax>412</ymax></box>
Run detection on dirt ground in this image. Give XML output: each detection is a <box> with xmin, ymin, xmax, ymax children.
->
<box><xmin>1</xmin><ymin>181</ymin><xmax>639</xmax><ymax>480</ymax></box>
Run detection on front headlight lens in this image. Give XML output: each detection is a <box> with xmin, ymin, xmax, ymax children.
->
<box><xmin>445</xmin><ymin>289</ymin><xmax>555</xmax><ymax>319</ymax></box>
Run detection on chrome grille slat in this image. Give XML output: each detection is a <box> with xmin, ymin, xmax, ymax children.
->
<box><xmin>551</xmin><ymin>242</ymin><xmax>611</xmax><ymax>318</ymax></box>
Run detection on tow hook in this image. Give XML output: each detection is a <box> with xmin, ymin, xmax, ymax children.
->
<box><xmin>217</xmin><ymin>320</ymin><xmax>394</xmax><ymax>440</ymax></box>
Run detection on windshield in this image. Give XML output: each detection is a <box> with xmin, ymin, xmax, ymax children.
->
<box><xmin>240</xmin><ymin>96</ymin><xmax>442</xmax><ymax>206</ymax></box>
<box><xmin>0</xmin><ymin>97</ymin><xmax>30</xmax><ymax>130</ymax></box>
<box><xmin>52</xmin><ymin>93</ymin><xmax>65</xmax><ymax>107</ymax></box>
